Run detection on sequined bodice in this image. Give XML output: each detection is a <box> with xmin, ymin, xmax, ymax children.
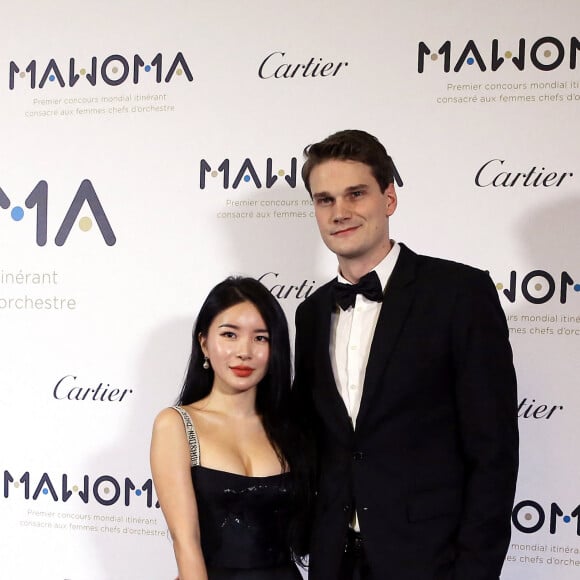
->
<box><xmin>171</xmin><ymin>406</ymin><xmax>296</xmax><ymax>573</ymax></box>
<box><xmin>191</xmin><ymin>466</ymin><xmax>293</xmax><ymax>569</ymax></box>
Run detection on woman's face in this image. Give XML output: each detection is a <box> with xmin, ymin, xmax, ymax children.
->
<box><xmin>199</xmin><ymin>301</ymin><xmax>270</xmax><ymax>394</ymax></box>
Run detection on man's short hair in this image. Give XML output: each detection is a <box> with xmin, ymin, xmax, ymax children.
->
<box><xmin>302</xmin><ymin>129</ymin><xmax>395</xmax><ymax>196</ymax></box>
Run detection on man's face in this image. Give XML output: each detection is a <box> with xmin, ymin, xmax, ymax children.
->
<box><xmin>309</xmin><ymin>159</ymin><xmax>397</xmax><ymax>271</ymax></box>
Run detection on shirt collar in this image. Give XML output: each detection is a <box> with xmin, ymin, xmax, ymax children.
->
<box><xmin>337</xmin><ymin>241</ymin><xmax>401</xmax><ymax>290</ymax></box>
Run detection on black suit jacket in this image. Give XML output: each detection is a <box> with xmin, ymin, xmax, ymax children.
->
<box><xmin>293</xmin><ymin>244</ymin><xmax>519</xmax><ymax>580</ymax></box>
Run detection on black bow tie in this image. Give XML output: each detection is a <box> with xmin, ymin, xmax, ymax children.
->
<box><xmin>333</xmin><ymin>270</ymin><xmax>384</xmax><ymax>311</ymax></box>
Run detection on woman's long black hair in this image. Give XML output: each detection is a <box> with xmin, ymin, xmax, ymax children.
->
<box><xmin>177</xmin><ymin>276</ymin><xmax>313</xmax><ymax>561</ymax></box>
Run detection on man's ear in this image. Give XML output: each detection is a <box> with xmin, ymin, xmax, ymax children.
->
<box><xmin>384</xmin><ymin>183</ymin><xmax>397</xmax><ymax>217</ymax></box>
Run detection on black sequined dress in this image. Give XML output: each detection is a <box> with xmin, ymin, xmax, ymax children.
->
<box><xmin>173</xmin><ymin>406</ymin><xmax>302</xmax><ymax>580</ymax></box>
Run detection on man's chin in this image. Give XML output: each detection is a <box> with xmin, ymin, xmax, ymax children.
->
<box><xmin>327</xmin><ymin>245</ymin><xmax>363</xmax><ymax>261</ymax></box>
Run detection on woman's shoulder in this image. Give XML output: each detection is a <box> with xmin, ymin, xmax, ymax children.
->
<box><xmin>151</xmin><ymin>407</ymin><xmax>198</xmax><ymax>471</ymax></box>
<box><xmin>152</xmin><ymin>406</ymin><xmax>190</xmax><ymax>435</ymax></box>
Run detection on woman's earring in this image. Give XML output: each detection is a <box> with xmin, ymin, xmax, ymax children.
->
<box><xmin>203</xmin><ymin>357</ymin><xmax>210</xmax><ymax>370</ymax></box>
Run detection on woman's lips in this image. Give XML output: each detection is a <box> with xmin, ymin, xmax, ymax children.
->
<box><xmin>231</xmin><ymin>366</ymin><xmax>253</xmax><ymax>377</ymax></box>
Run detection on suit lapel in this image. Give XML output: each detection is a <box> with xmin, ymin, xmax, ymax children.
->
<box><xmin>356</xmin><ymin>244</ymin><xmax>418</xmax><ymax>427</ymax></box>
<box><xmin>315</xmin><ymin>282</ymin><xmax>354</xmax><ymax>433</ymax></box>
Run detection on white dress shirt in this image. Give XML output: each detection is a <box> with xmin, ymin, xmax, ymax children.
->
<box><xmin>329</xmin><ymin>242</ymin><xmax>401</xmax><ymax>427</ymax></box>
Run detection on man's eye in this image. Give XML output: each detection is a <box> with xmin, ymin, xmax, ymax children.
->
<box><xmin>316</xmin><ymin>197</ymin><xmax>332</xmax><ymax>205</ymax></box>
<box><xmin>351</xmin><ymin>190</ymin><xmax>363</xmax><ymax>198</ymax></box>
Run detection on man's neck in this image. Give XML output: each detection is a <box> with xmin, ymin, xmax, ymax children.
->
<box><xmin>338</xmin><ymin>240</ymin><xmax>393</xmax><ymax>284</ymax></box>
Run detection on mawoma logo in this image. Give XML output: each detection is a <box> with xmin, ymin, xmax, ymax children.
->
<box><xmin>9</xmin><ymin>51</ymin><xmax>193</xmax><ymax>90</ymax></box>
<box><xmin>200</xmin><ymin>157</ymin><xmax>299</xmax><ymax>190</ymax></box>
<box><xmin>512</xmin><ymin>499</ymin><xmax>580</xmax><ymax>535</ymax></box>
<box><xmin>0</xmin><ymin>179</ymin><xmax>115</xmax><ymax>246</ymax></box>
<box><xmin>418</xmin><ymin>36</ymin><xmax>580</xmax><ymax>73</ymax></box>
<box><xmin>199</xmin><ymin>156</ymin><xmax>404</xmax><ymax>190</ymax></box>
<box><xmin>489</xmin><ymin>268</ymin><xmax>580</xmax><ymax>304</ymax></box>
<box><xmin>3</xmin><ymin>469</ymin><xmax>159</xmax><ymax>508</ymax></box>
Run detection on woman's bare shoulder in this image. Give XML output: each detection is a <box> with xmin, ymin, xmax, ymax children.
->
<box><xmin>152</xmin><ymin>406</ymin><xmax>186</xmax><ymax>434</ymax></box>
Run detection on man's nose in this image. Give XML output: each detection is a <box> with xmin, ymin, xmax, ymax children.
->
<box><xmin>332</xmin><ymin>198</ymin><xmax>351</xmax><ymax>222</ymax></box>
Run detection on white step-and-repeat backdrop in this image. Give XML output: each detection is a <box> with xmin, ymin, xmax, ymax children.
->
<box><xmin>1</xmin><ymin>1</ymin><xmax>578</xmax><ymax>578</ymax></box>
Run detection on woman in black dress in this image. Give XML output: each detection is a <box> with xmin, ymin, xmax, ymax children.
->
<box><xmin>151</xmin><ymin>277</ymin><xmax>311</xmax><ymax>579</ymax></box>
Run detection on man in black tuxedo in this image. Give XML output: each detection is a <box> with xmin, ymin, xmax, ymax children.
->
<box><xmin>293</xmin><ymin>130</ymin><xmax>519</xmax><ymax>579</ymax></box>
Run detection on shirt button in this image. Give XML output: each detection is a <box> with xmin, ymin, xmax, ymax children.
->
<box><xmin>349</xmin><ymin>384</ymin><xmax>356</xmax><ymax>390</ymax></box>
<box><xmin>343</xmin><ymin>504</ymin><xmax>351</xmax><ymax>512</ymax></box>
<box><xmin>353</xmin><ymin>452</ymin><xmax>364</xmax><ymax>461</ymax></box>
<box><xmin>350</xmin><ymin>345</ymin><xmax>357</xmax><ymax>350</ymax></box>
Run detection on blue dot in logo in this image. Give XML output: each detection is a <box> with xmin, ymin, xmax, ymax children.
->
<box><xmin>563</xmin><ymin>515</ymin><xmax>571</xmax><ymax>523</ymax></box>
<box><xmin>42</xmin><ymin>488</ymin><xmax>49</xmax><ymax>495</ymax></box>
<box><xmin>573</xmin><ymin>284</ymin><xmax>580</xmax><ymax>292</ymax></box>
<box><xmin>135</xmin><ymin>489</ymin><xmax>142</xmax><ymax>496</ymax></box>
<box><xmin>11</xmin><ymin>206</ymin><xmax>24</xmax><ymax>221</ymax></box>
<box><xmin>145</xmin><ymin>65</ymin><xmax>151</xmax><ymax>72</ymax></box>
<box><xmin>467</xmin><ymin>58</ymin><xmax>474</xmax><ymax>65</ymax></box>
<box><xmin>244</xmin><ymin>175</ymin><xmax>251</xmax><ymax>182</ymax></box>
<box><xmin>49</xmin><ymin>74</ymin><xmax>56</xmax><ymax>82</ymax></box>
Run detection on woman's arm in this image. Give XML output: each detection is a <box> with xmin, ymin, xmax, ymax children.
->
<box><xmin>150</xmin><ymin>408</ymin><xmax>208</xmax><ymax>580</ymax></box>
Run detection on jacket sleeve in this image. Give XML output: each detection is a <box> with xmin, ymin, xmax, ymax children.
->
<box><xmin>452</xmin><ymin>271</ymin><xmax>519</xmax><ymax>579</ymax></box>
